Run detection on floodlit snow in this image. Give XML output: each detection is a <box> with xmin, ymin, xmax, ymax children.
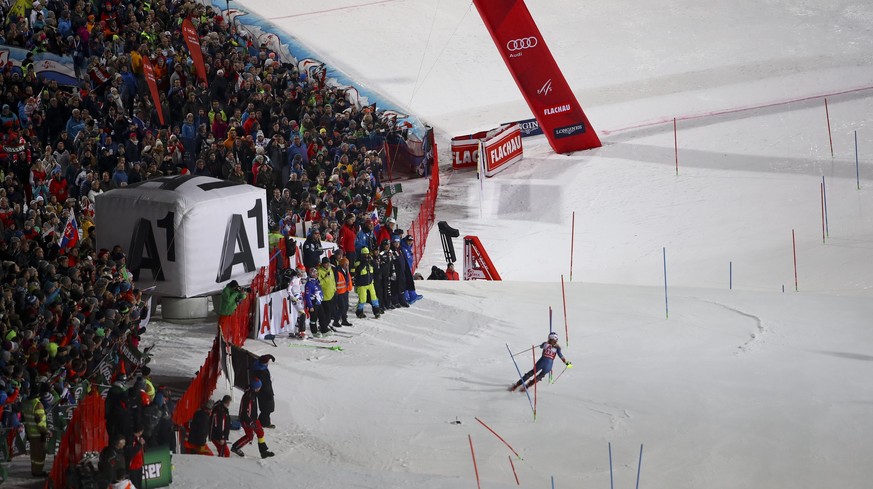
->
<box><xmin>152</xmin><ymin>1</ymin><xmax>873</xmax><ymax>488</ymax></box>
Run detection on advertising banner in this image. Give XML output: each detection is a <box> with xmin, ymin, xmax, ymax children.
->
<box><xmin>142</xmin><ymin>448</ymin><xmax>173</xmax><ymax>488</ymax></box>
<box><xmin>256</xmin><ymin>289</ymin><xmax>300</xmax><ymax>339</ymax></box>
<box><xmin>472</xmin><ymin>0</ymin><xmax>601</xmax><ymax>154</ymax></box>
<box><xmin>451</xmin><ymin>130</ymin><xmax>489</xmax><ymax>169</ymax></box>
<box><xmin>181</xmin><ymin>18</ymin><xmax>208</xmax><ymax>86</ymax></box>
<box><xmin>95</xmin><ymin>176</ymin><xmax>269</xmax><ymax>297</ymax></box>
<box><xmin>142</xmin><ymin>56</ymin><xmax>166</xmax><ymax>126</ymax></box>
<box><xmin>502</xmin><ymin>117</ymin><xmax>543</xmax><ymax>138</ymax></box>
<box><xmin>0</xmin><ymin>44</ymin><xmax>78</xmax><ymax>86</ymax></box>
<box><xmin>482</xmin><ymin>123</ymin><xmax>523</xmax><ymax>177</ymax></box>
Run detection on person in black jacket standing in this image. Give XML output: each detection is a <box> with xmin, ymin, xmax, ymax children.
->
<box><xmin>97</xmin><ymin>434</ymin><xmax>128</xmax><ymax>489</ymax></box>
<box><xmin>302</xmin><ymin>228</ymin><xmax>323</xmax><ymax>270</ymax></box>
<box><xmin>210</xmin><ymin>395</ymin><xmax>232</xmax><ymax>457</ymax></box>
<box><xmin>231</xmin><ymin>379</ymin><xmax>275</xmax><ymax>458</ymax></box>
<box><xmin>253</xmin><ymin>355</ymin><xmax>276</xmax><ymax>429</ymax></box>
<box><xmin>185</xmin><ymin>401</ymin><xmax>214</xmax><ymax>455</ymax></box>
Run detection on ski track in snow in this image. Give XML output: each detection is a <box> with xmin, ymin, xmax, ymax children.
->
<box><xmin>701</xmin><ymin>299</ymin><xmax>768</xmax><ymax>354</ymax></box>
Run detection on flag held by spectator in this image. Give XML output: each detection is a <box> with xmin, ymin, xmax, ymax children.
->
<box><xmin>142</xmin><ymin>56</ymin><xmax>166</xmax><ymax>126</ymax></box>
<box><xmin>60</xmin><ymin>213</ymin><xmax>79</xmax><ymax>249</ymax></box>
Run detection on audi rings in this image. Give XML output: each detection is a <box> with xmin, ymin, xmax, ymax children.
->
<box><xmin>506</xmin><ymin>37</ymin><xmax>538</xmax><ymax>51</ymax></box>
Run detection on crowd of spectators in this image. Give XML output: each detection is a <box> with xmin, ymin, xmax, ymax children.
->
<box><xmin>0</xmin><ymin>0</ymin><xmax>408</xmax><ymax>482</ymax></box>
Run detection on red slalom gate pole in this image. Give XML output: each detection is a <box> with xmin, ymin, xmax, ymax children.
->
<box><xmin>820</xmin><ymin>183</ymin><xmax>826</xmax><ymax>244</ymax></box>
<box><xmin>569</xmin><ymin>211</ymin><xmax>576</xmax><ymax>282</ymax></box>
<box><xmin>673</xmin><ymin>117</ymin><xmax>679</xmax><ymax>175</ymax></box>
<box><xmin>561</xmin><ymin>275</ymin><xmax>569</xmax><ymax>347</ymax></box>
<box><xmin>468</xmin><ymin>434</ymin><xmax>481</xmax><ymax>489</ymax></box>
<box><xmin>825</xmin><ymin>98</ymin><xmax>834</xmax><ymax>158</ymax></box>
<box><xmin>792</xmin><ymin>229</ymin><xmax>798</xmax><ymax>291</ymax></box>
<box><xmin>509</xmin><ymin>455</ymin><xmax>520</xmax><ymax>485</ymax></box>
<box><xmin>475</xmin><ymin>417</ymin><xmax>522</xmax><ymax>459</ymax></box>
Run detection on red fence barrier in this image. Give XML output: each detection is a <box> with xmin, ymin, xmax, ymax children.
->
<box><xmin>47</xmin><ymin>390</ymin><xmax>107</xmax><ymax>489</ymax></box>
<box><xmin>171</xmin><ymin>336</ymin><xmax>221</xmax><ymax>427</ymax></box>
<box><xmin>406</xmin><ymin>145</ymin><xmax>440</xmax><ymax>272</ymax></box>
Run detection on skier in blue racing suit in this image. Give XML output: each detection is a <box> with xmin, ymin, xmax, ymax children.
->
<box><xmin>510</xmin><ymin>332</ymin><xmax>572</xmax><ymax>391</ymax></box>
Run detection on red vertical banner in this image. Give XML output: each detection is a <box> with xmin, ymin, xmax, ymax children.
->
<box><xmin>472</xmin><ymin>0</ymin><xmax>601</xmax><ymax>154</ymax></box>
<box><xmin>182</xmin><ymin>18</ymin><xmax>208</xmax><ymax>86</ymax></box>
<box><xmin>142</xmin><ymin>56</ymin><xmax>166</xmax><ymax>126</ymax></box>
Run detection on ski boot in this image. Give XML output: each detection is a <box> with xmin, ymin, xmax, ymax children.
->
<box><xmin>373</xmin><ymin>308</ymin><xmax>381</xmax><ymax>319</ymax></box>
<box><xmin>259</xmin><ymin>442</ymin><xmax>275</xmax><ymax>459</ymax></box>
<box><xmin>232</xmin><ymin>447</ymin><xmax>245</xmax><ymax>457</ymax></box>
<box><xmin>356</xmin><ymin>310</ymin><xmax>366</xmax><ymax>319</ymax></box>
<box><xmin>341</xmin><ymin>319</ymin><xmax>353</xmax><ymax>327</ymax></box>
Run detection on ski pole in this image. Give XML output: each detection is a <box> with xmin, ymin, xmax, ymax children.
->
<box><xmin>550</xmin><ymin>365</ymin><xmax>569</xmax><ymax>384</ymax></box>
<box><xmin>511</xmin><ymin>346</ymin><xmax>534</xmax><ymax>357</ymax></box>
<box><xmin>288</xmin><ymin>344</ymin><xmax>343</xmax><ymax>351</ymax></box>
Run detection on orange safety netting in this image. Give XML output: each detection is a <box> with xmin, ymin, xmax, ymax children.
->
<box><xmin>406</xmin><ymin>147</ymin><xmax>440</xmax><ymax>272</ymax></box>
<box><xmin>47</xmin><ymin>390</ymin><xmax>107</xmax><ymax>489</ymax></box>
<box><xmin>171</xmin><ymin>335</ymin><xmax>221</xmax><ymax>427</ymax></box>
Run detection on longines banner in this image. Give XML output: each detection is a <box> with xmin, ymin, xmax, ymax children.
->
<box><xmin>471</xmin><ymin>0</ymin><xmax>601</xmax><ymax>154</ymax></box>
<box><xmin>95</xmin><ymin>176</ymin><xmax>269</xmax><ymax>297</ymax></box>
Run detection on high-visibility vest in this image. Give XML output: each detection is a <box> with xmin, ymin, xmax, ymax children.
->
<box><xmin>335</xmin><ymin>268</ymin><xmax>351</xmax><ymax>294</ymax></box>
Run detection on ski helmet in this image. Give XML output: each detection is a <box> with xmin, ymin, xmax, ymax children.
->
<box><xmin>250</xmin><ymin>378</ymin><xmax>263</xmax><ymax>390</ymax></box>
<box><xmin>548</xmin><ymin>332</ymin><xmax>559</xmax><ymax>342</ymax></box>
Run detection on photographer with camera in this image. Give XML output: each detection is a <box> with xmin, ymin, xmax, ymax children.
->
<box><xmin>218</xmin><ymin>280</ymin><xmax>247</xmax><ymax>339</ymax></box>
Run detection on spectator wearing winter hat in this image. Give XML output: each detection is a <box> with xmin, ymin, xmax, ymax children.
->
<box><xmin>231</xmin><ymin>378</ymin><xmax>274</xmax><ymax>459</ymax></box>
<box><xmin>253</xmin><ymin>355</ymin><xmax>276</xmax><ymax>428</ymax></box>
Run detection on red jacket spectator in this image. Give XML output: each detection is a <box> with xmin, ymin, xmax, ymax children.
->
<box><xmin>446</xmin><ymin>263</ymin><xmax>460</xmax><ymax>281</ymax></box>
<box><xmin>49</xmin><ymin>174</ymin><xmax>68</xmax><ymax>202</ymax></box>
<box><xmin>338</xmin><ymin>218</ymin><xmax>357</xmax><ymax>255</ymax></box>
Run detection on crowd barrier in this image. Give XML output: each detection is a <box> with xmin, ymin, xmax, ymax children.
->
<box><xmin>47</xmin><ymin>391</ymin><xmax>107</xmax><ymax>489</ymax></box>
<box><xmin>405</xmin><ymin>146</ymin><xmax>440</xmax><ymax>272</ymax></box>
<box><xmin>171</xmin><ymin>336</ymin><xmax>221</xmax><ymax>427</ymax></box>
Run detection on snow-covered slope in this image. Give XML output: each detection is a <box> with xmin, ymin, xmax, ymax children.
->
<box><xmin>151</xmin><ymin>1</ymin><xmax>873</xmax><ymax>488</ymax></box>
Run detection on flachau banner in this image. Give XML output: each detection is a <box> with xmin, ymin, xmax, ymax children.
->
<box><xmin>472</xmin><ymin>0</ymin><xmax>601</xmax><ymax>154</ymax></box>
<box><xmin>482</xmin><ymin>123</ymin><xmax>523</xmax><ymax>177</ymax></box>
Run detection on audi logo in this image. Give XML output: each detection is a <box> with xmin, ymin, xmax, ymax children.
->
<box><xmin>506</xmin><ymin>37</ymin><xmax>538</xmax><ymax>51</ymax></box>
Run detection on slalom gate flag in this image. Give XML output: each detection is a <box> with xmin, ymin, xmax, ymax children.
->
<box><xmin>59</xmin><ymin>213</ymin><xmax>79</xmax><ymax>249</ymax></box>
<box><xmin>181</xmin><ymin>18</ymin><xmax>208</xmax><ymax>86</ymax></box>
<box><xmin>142</xmin><ymin>56</ymin><xmax>165</xmax><ymax>125</ymax></box>
<box><xmin>471</xmin><ymin>0</ymin><xmax>601</xmax><ymax>154</ymax></box>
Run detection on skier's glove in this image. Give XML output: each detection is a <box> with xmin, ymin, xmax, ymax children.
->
<box><xmin>566</xmin><ymin>361</ymin><xmax>573</xmax><ymax>368</ymax></box>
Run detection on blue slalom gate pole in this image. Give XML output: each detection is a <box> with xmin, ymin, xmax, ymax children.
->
<box><xmin>636</xmin><ymin>444</ymin><xmax>644</xmax><ymax>489</ymax></box>
<box><xmin>822</xmin><ymin>176</ymin><xmax>829</xmax><ymax>237</ymax></box>
<box><xmin>729</xmin><ymin>261</ymin><xmax>732</xmax><ymax>290</ymax></box>
<box><xmin>856</xmin><ymin>131</ymin><xmax>861</xmax><ymax>190</ymax></box>
<box><xmin>608</xmin><ymin>442</ymin><xmax>614</xmax><ymax>489</ymax></box>
<box><xmin>506</xmin><ymin>343</ymin><xmax>535</xmax><ymax>416</ymax></box>
<box><xmin>551</xmin><ymin>475</ymin><xmax>555</xmax><ymax>489</ymax></box>
<box><xmin>663</xmin><ymin>248</ymin><xmax>669</xmax><ymax>319</ymax></box>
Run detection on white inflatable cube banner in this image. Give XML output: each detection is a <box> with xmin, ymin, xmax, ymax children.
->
<box><xmin>95</xmin><ymin>176</ymin><xmax>269</xmax><ymax>297</ymax></box>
